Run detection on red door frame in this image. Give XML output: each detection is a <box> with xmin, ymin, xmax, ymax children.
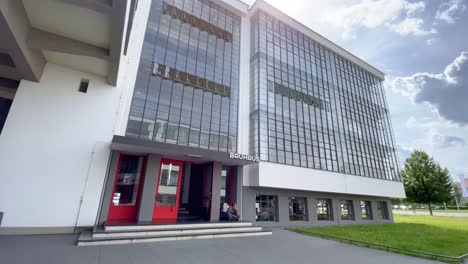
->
<box><xmin>107</xmin><ymin>153</ymin><xmax>147</xmax><ymax>224</ymax></box>
<box><xmin>152</xmin><ymin>159</ymin><xmax>184</xmax><ymax>222</ymax></box>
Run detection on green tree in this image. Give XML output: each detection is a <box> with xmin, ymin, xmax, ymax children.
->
<box><xmin>401</xmin><ymin>150</ymin><xmax>453</xmax><ymax>216</ymax></box>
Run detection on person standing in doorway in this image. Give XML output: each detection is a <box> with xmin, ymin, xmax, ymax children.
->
<box><xmin>228</xmin><ymin>202</ymin><xmax>239</xmax><ymax>221</ymax></box>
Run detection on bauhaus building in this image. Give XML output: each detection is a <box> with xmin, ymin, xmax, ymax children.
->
<box><xmin>0</xmin><ymin>0</ymin><xmax>404</xmax><ymax>237</ymax></box>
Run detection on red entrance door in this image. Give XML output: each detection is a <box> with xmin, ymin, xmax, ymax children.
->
<box><xmin>107</xmin><ymin>154</ymin><xmax>146</xmax><ymax>224</ymax></box>
<box><xmin>152</xmin><ymin>159</ymin><xmax>184</xmax><ymax>223</ymax></box>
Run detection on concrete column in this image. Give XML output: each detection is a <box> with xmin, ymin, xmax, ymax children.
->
<box><xmin>307</xmin><ymin>195</ymin><xmax>316</xmax><ymax>223</ymax></box>
<box><xmin>388</xmin><ymin>199</ymin><xmax>395</xmax><ymax>223</ymax></box>
<box><xmin>97</xmin><ymin>151</ymin><xmax>120</xmax><ymax>226</ymax></box>
<box><xmin>137</xmin><ymin>155</ymin><xmax>161</xmax><ymax>223</ymax></box>
<box><xmin>353</xmin><ymin>200</ymin><xmax>361</xmax><ymax>221</ymax></box>
<box><xmin>233</xmin><ymin>166</ymin><xmax>243</xmax><ymax>218</ymax></box>
<box><xmin>371</xmin><ymin>200</ymin><xmax>378</xmax><ymax>221</ymax></box>
<box><xmin>241</xmin><ymin>186</ymin><xmax>256</xmax><ymax>222</ymax></box>
<box><xmin>278</xmin><ymin>195</ymin><xmax>290</xmax><ymax>223</ymax></box>
<box><xmin>181</xmin><ymin>163</ymin><xmax>191</xmax><ymax>205</ymax></box>
<box><xmin>333</xmin><ymin>198</ymin><xmax>341</xmax><ymax>224</ymax></box>
<box><xmin>210</xmin><ymin>162</ymin><xmax>222</xmax><ymax>221</ymax></box>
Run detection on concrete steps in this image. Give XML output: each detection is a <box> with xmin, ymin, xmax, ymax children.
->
<box><xmin>77</xmin><ymin>222</ymin><xmax>272</xmax><ymax>246</ymax></box>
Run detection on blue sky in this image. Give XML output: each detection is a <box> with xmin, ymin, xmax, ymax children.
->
<box><xmin>243</xmin><ymin>0</ymin><xmax>468</xmax><ymax>181</ymax></box>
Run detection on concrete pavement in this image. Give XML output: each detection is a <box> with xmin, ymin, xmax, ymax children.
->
<box><xmin>0</xmin><ymin>228</ymin><xmax>440</xmax><ymax>264</ymax></box>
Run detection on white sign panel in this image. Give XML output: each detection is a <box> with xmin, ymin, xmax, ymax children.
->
<box><xmin>229</xmin><ymin>152</ymin><xmax>260</xmax><ymax>163</ymax></box>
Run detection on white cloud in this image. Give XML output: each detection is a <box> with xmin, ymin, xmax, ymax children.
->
<box><xmin>385</xmin><ymin>52</ymin><xmax>468</xmax><ymax>125</ymax></box>
<box><xmin>405</xmin><ymin>1</ymin><xmax>426</xmax><ymax>15</ymax></box>
<box><xmin>388</xmin><ymin>17</ymin><xmax>437</xmax><ymax>36</ymax></box>
<box><xmin>429</xmin><ymin>129</ymin><xmax>466</xmax><ymax>149</ymax></box>
<box><xmin>321</xmin><ymin>0</ymin><xmax>434</xmax><ymax>38</ymax></box>
<box><xmin>405</xmin><ymin>116</ymin><xmax>459</xmax><ymax>129</ymax></box>
<box><xmin>435</xmin><ymin>0</ymin><xmax>467</xmax><ymax>24</ymax></box>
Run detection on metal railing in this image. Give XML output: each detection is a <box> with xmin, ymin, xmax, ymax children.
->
<box><xmin>292</xmin><ymin>229</ymin><xmax>468</xmax><ymax>263</ymax></box>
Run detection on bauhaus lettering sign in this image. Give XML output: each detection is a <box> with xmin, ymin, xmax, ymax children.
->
<box><xmin>229</xmin><ymin>152</ymin><xmax>260</xmax><ymax>163</ymax></box>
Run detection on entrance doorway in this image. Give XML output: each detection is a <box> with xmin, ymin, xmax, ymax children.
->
<box><xmin>152</xmin><ymin>159</ymin><xmax>184</xmax><ymax>223</ymax></box>
<box><xmin>107</xmin><ymin>154</ymin><xmax>146</xmax><ymax>224</ymax></box>
<box><xmin>180</xmin><ymin>164</ymin><xmax>235</xmax><ymax>222</ymax></box>
<box><xmin>183</xmin><ymin>163</ymin><xmax>212</xmax><ymax>221</ymax></box>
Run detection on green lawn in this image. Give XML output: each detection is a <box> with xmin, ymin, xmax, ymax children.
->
<box><xmin>394</xmin><ymin>209</ymin><xmax>468</xmax><ymax>214</ymax></box>
<box><xmin>291</xmin><ymin>215</ymin><xmax>468</xmax><ymax>261</ymax></box>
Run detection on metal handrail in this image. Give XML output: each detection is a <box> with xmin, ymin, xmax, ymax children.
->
<box><xmin>292</xmin><ymin>229</ymin><xmax>468</xmax><ymax>263</ymax></box>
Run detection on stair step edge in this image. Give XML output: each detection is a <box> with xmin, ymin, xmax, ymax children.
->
<box><xmin>93</xmin><ymin>227</ymin><xmax>263</xmax><ymax>238</ymax></box>
<box><xmin>78</xmin><ymin>230</ymin><xmax>273</xmax><ymax>246</ymax></box>
<box><xmin>104</xmin><ymin>222</ymin><xmax>253</xmax><ymax>231</ymax></box>
<box><xmin>98</xmin><ymin>225</ymin><xmax>259</xmax><ymax>234</ymax></box>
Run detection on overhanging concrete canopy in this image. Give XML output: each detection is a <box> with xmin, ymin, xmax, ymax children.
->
<box><xmin>59</xmin><ymin>0</ymin><xmax>113</xmax><ymax>15</ymax></box>
<box><xmin>27</xmin><ymin>28</ymin><xmax>110</xmax><ymax>61</ymax></box>
<box><xmin>57</xmin><ymin>0</ymin><xmax>128</xmax><ymax>85</ymax></box>
<box><xmin>0</xmin><ymin>0</ymin><xmax>46</xmax><ymax>82</ymax></box>
<box><xmin>112</xmin><ymin>135</ymin><xmax>259</xmax><ymax>166</ymax></box>
<box><xmin>0</xmin><ymin>0</ymin><xmax>128</xmax><ymax>86</ymax></box>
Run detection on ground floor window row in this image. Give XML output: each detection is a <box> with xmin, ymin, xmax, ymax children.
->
<box><xmin>255</xmin><ymin>195</ymin><xmax>390</xmax><ymax>222</ymax></box>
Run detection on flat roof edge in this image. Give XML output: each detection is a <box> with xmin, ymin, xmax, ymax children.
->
<box><xmin>213</xmin><ymin>0</ymin><xmax>249</xmax><ymax>15</ymax></box>
<box><xmin>248</xmin><ymin>0</ymin><xmax>385</xmax><ymax>80</ymax></box>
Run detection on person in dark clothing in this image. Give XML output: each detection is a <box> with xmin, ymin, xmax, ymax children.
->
<box><xmin>220</xmin><ymin>203</ymin><xmax>230</xmax><ymax>221</ymax></box>
<box><xmin>228</xmin><ymin>202</ymin><xmax>239</xmax><ymax>221</ymax></box>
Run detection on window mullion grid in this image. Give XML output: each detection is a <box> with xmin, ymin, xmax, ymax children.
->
<box><xmin>139</xmin><ymin>1</ymin><xmax>166</xmax><ymax>139</ymax></box>
<box><xmin>368</xmin><ymin>73</ymin><xmax>389</xmax><ymax>179</ymax></box>
<box><xmin>378</xmin><ymin>80</ymin><xmax>400</xmax><ymax>181</ymax></box>
<box><xmin>357</xmin><ymin>67</ymin><xmax>378</xmax><ymax>179</ymax></box>
<box><xmin>375</xmin><ymin>78</ymin><xmax>396</xmax><ymax>180</ymax></box>
<box><xmin>348</xmin><ymin>63</ymin><xmax>366</xmax><ymax>176</ymax></box>
<box><xmin>310</xmin><ymin>43</ymin><xmax>321</xmax><ymax>170</ymax></box>
<box><xmin>298</xmin><ymin>34</ymin><xmax>309</xmax><ymax>168</ymax></box>
<box><xmin>162</xmin><ymin>0</ymin><xmax>183</xmax><ymax>143</ymax></box>
<box><xmin>302</xmin><ymin>37</ymin><xmax>313</xmax><ymax>169</ymax></box>
<box><xmin>366</xmin><ymin>72</ymin><xmax>386</xmax><ymax>179</ymax></box>
<box><xmin>335</xmin><ymin>57</ymin><xmax>351</xmax><ymax>174</ymax></box>
<box><xmin>352</xmin><ymin>65</ymin><xmax>372</xmax><ymax>178</ymax></box>
<box><xmin>322</xmin><ymin>49</ymin><xmax>338</xmax><ymax>172</ymax></box>
<box><xmin>328</xmin><ymin>52</ymin><xmax>343</xmax><ymax>173</ymax></box>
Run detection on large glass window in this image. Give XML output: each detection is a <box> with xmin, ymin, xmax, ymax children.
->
<box><xmin>156</xmin><ymin>162</ymin><xmax>181</xmax><ymax>206</ymax></box>
<box><xmin>317</xmin><ymin>199</ymin><xmax>333</xmax><ymax>221</ymax></box>
<box><xmin>360</xmin><ymin>201</ymin><xmax>373</xmax><ymax>220</ymax></box>
<box><xmin>289</xmin><ymin>196</ymin><xmax>308</xmax><ymax>221</ymax></box>
<box><xmin>126</xmin><ymin>0</ymin><xmax>240</xmax><ymax>153</ymax></box>
<box><xmin>220</xmin><ymin>167</ymin><xmax>233</xmax><ymax>205</ymax></box>
<box><xmin>340</xmin><ymin>200</ymin><xmax>355</xmax><ymax>220</ymax></box>
<box><xmin>256</xmin><ymin>194</ymin><xmax>278</xmax><ymax>222</ymax></box>
<box><xmin>249</xmin><ymin>11</ymin><xmax>401</xmax><ymax>182</ymax></box>
<box><xmin>112</xmin><ymin>155</ymin><xmax>143</xmax><ymax>206</ymax></box>
<box><xmin>377</xmin><ymin>201</ymin><xmax>389</xmax><ymax>220</ymax></box>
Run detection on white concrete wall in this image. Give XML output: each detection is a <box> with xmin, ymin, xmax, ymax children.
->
<box><xmin>0</xmin><ymin>0</ymin><xmax>152</xmax><ymax>233</ymax></box>
<box><xmin>253</xmin><ymin>162</ymin><xmax>406</xmax><ymax>198</ymax></box>
<box><xmin>0</xmin><ymin>64</ymin><xmax>119</xmax><ymax>231</ymax></box>
<box><xmin>238</xmin><ymin>14</ymin><xmax>252</xmax><ymax>187</ymax></box>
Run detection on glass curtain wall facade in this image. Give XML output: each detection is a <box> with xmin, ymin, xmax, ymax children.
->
<box><xmin>249</xmin><ymin>11</ymin><xmax>400</xmax><ymax>181</ymax></box>
<box><xmin>127</xmin><ymin>0</ymin><xmax>241</xmax><ymax>152</ymax></box>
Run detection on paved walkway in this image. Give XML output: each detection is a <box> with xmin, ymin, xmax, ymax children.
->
<box><xmin>0</xmin><ymin>228</ymin><xmax>440</xmax><ymax>264</ymax></box>
<box><xmin>394</xmin><ymin>210</ymin><xmax>468</xmax><ymax>217</ymax></box>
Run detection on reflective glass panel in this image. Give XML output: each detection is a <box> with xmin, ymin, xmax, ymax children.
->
<box><xmin>156</xmin><ymin>163</ymin><xmax>181</xmax><ymax>206</ymax></box>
